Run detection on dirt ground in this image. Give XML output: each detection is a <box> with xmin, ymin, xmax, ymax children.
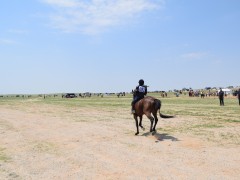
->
<box><xmin>0</xmin><ymin>104</ymin><xmax>239</xmax><ymax>179</ymax></box>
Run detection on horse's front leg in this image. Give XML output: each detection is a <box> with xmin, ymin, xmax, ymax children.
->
<box><xmin>139</xmin><ymin>116</ymin><xmax>145</xmax><ymax>131</ymax></box>
<box><xmin>134</xmin><ymin>115</ymin><xmax>139</xmax><ymax>135</ymax></box>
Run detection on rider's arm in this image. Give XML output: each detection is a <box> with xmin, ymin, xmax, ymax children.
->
<box><xmin>144</xmin><ymin>87</ymin><xmax>147</xmax><ymax>95</ymax></box>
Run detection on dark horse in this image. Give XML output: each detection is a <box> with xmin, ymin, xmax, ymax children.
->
<box><xmin>133</xmin><ymin>96</ymin><xmax>174</xmax><ymax>135</ymax></box>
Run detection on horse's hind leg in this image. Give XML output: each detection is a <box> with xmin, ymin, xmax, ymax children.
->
<box><xmin>152</xmin><ymin>112</ymin><xmax>158</xmax><ymax>132</ymax></box>
<box><xmin>134</xmin><ymin>115</ymin><xmax>139</xmax><ymax>135</ymax></box>
<box><xmin>146</xmin><ymin>113</ymin><xmax>154</xmax><ymax>132</ymax></box>
<box><xmin>139</xmin><ymin>116</ymin><xmax>145</xmax><ymax>131</ymax></box>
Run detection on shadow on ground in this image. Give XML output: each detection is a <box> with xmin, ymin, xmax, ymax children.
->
<box><xmin>142</xmin><ymin>132</ymin><xmax>179</xmax><ymax>142</ymax></box>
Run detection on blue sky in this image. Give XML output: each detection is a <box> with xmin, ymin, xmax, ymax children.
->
<box><xmin>1</xmin><ymin>0</ymin><xmax>240</xmax><ymax>94</ymax></box>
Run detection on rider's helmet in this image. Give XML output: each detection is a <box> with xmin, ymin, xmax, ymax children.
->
<box><xmin>138</xmin><ymin>79</ymin><xmax>144</xmax><ymax>86</ymax></box>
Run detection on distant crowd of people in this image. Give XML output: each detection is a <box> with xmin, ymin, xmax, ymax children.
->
<box><xmin>185</xmin><ymin>88</ymin><xmax>240</xmax><ymax>106</ymax></box>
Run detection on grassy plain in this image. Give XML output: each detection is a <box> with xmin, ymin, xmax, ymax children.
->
<box><xmin>0</xmin><ymin>92</ymin><xmax>239</xmax><ymax>145</ymax></box>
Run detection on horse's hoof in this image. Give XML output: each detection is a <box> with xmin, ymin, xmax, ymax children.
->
<box><xmin>140</xmin><ymin>126</ymin><xmax>145</xmax><ymax>131</ymax></box>
<box><xmin>135</xmin><ymin>132</ymin><xmax>139</xmax><ymax>135</ymax></box>
<box><xmin>152</xmin><ymin>131</ymin><xmax>156</xmax><ymax>135</ymax></box>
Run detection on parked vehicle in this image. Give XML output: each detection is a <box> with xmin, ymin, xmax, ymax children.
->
<box><xmin>64</xmin><ymin>93</ymin><xmax>77</xmax><ymax>98</ymax></box>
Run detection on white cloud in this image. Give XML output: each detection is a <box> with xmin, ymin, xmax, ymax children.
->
<box><xmin>181</xmin><ymin>52</ymin><xmax>207</xmax><ymax>60</ymax></box>
<box><xmin>41</xmin><ymin>0</ymin><xmax>165</xmax><ymax>34</ymax></box>
<box><xmin>0</xmin><ymin>39</ymin><xmax>17</xmax><ymax>45</ymax></box>
<box><xmin>43</xmin><ymin>0</ymin><xmax>81</xmax><ymax>7</ymax></box>
<box><xmin>8</xmin><ymin>29</ymin><xmax>28</xmax><ymax>34</ymax></box>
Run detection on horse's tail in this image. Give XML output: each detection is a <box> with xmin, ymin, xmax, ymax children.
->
<box><xmin>160</xmin><ymin>113</ymin><xmax>175</xmax><ymax>118</ymax></box>
<box><xmin>154</xmin><ymin>99</ymin><xmax>175</xmax><ymax>118</ymax></box>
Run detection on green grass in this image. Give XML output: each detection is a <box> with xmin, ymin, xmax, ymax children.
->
<box><xmin>0</xmin><ymin>147</ymin><xmax>10</xmax><ymax>162</ymax></box>
<box><xmin>0</xmin><ymin>92</ymin><xmax>239</xmax><ymax>120</ymax></box>
<box><xmin>0</xmin><ymin>92</ymin><xmax>239</xmax><ymax>145</ymax></box>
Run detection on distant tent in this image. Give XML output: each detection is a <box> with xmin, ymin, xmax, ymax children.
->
<box><xmin>218</xmin><ymin>88</ymin><xmax>232</xmax><ymax>95</ymax></box>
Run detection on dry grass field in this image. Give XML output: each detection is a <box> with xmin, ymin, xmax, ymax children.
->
<box><xmin>0</xmin><ymin>93</ymin><xmax>239</xmax><ymax>179</ymax></box>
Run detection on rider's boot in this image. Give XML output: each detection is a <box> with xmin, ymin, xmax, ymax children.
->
<box><xmin>131</xmin><ymin>104</ymin><xmax>135</xmax><ymax>114</ymax></box>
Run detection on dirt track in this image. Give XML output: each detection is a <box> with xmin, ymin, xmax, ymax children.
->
<box><xmin>0</xmin><ymin>104</ymin><xmax>239</xmax><ymax>179</ymax></box>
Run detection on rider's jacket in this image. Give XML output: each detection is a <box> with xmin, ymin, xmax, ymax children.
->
<box><xmin>134</xmin><ymin>85</ymin><xmax>147</xmax><ymax>99</ymax></box>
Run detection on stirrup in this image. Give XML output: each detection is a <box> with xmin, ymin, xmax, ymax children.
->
<box><xmin>131</xmin><ymin>109</ymin><xmax>135</xmax><ymax>114</ymax></box>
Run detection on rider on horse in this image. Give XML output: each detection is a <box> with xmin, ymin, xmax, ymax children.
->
<box><xmin>131</xmin><ymin>79</ymin><xmax>148</xmax><ymax>114</ymax></box>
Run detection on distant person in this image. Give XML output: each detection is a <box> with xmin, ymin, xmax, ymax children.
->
<box><xmin>237</xmin><ymin>88</ymin><xmax>240</xmax><ymax>106</ymax></box>
<box><xmin>218</xmin><ymin>88</ymin><xmax>224</xmax><ymax>106</ymax></box>
<box><xmin>131</xmin><ymin>79</ymin><xmax>148</xmax><ymax>114</ymax></box>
